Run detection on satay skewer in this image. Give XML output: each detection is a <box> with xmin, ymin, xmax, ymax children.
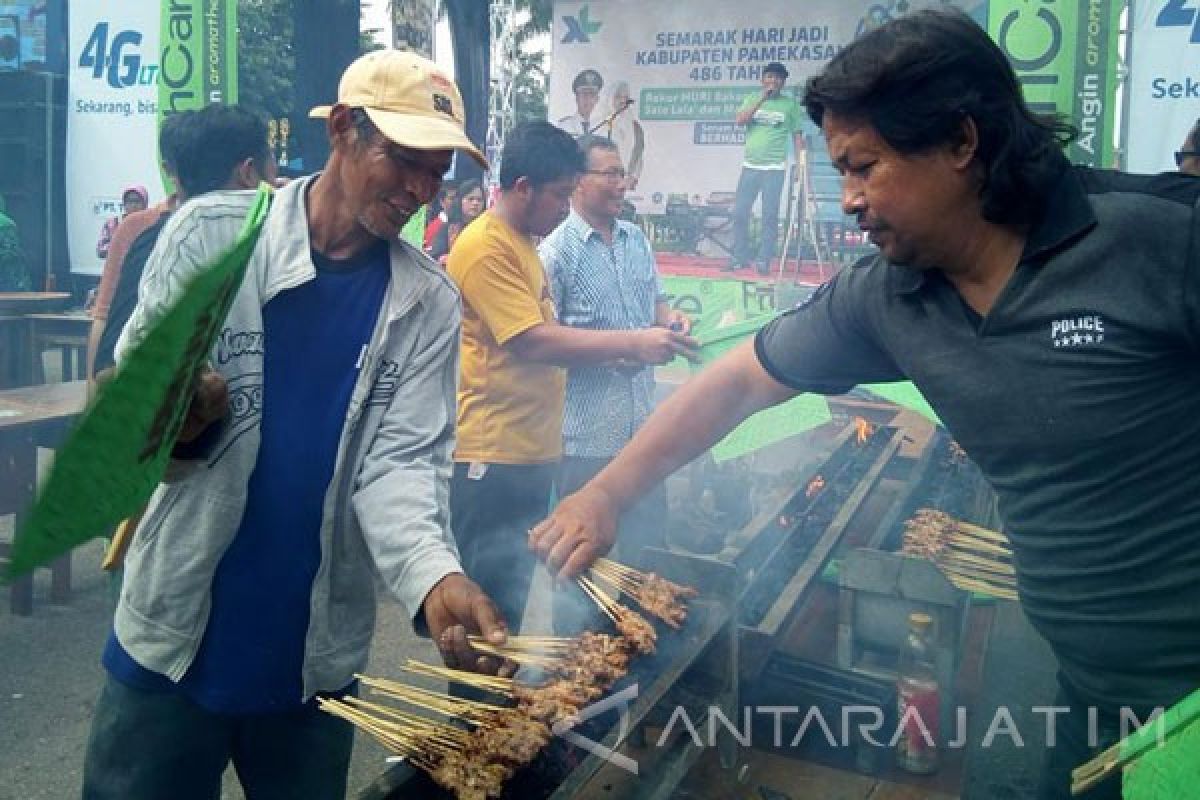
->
<box><xmin>400</xmin><ymin>659</ymin><xmax>516</xmax><ymax>697</ymax></box>
<box><xmin>467</xmin><ymin>634</ymin><xmax>576</xmax><ymax>653</ymax></box>
<box><xmin>466</xmin><ymin>641</ymin><xmax>564</xmax><ymax>671</ymax></box>
<box><xmin>358</xmin><ymin>675</ymin><xmax>513</xmax><ymax>723</ymax></box>
<box><xmin>577</xmin><ymin>575</ymin><xmax>620</xmax><ymax>622</ymax></box>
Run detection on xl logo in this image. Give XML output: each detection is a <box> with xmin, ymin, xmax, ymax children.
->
<box><xmin>561</xmin><ymin>4</ymin><xmax>602</xmax><ymax>44</ymax></box>
<box><xmin>1158</xmin><ymin>0</ymin><xmax>1200</xmax><ymax>42</ymax></box>
<box><xmin>78</xmin><ymin>22</ymin><xmax>159</xmax><ymax>88</ymax></box>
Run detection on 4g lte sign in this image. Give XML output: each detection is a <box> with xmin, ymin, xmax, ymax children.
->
<box><xmin>1156</xmin><ymin>0</ymin><xmax>1200</xmax><ymax>42</ymax></box>
<box><xmin>78</xmin><ymin>22</ymin><xmax>157</xmax><ymax>89</ymax></box>
<box><xmin>75</xmin><ymin>1</ymin><xmax>237</xmax><ymax>113</ymax></box>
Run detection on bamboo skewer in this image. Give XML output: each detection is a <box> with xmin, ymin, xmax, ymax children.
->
<box><xmin>943</xmin><ymin>575</ymin><xmax>1019</xmax><ymax>601</ymax></box>
<box><xmin>467</xmin><ymin>640</ymin><xmax>564</xmax><ymax>671</ymax></box>
<box><xmin>577</xmin><ymin>575</ymin><xmax>620</xmax><ymax>622</ymax></box>
<box><xmin>399</xmin><ymin>659</ymin><xmax>516</xmax><ymax>697</ymax></box>
<box><xmin>1070</xmin><ymin>687</ymin><xmax>1200</xmax><ymax>796</ymax></box>
<box><xmin>903</xmin><ymin>510</ymin><xmax>1018</xmax><ymax>601</ymax></box>
<box><xmin>318</xmin><ymin>697</ymin><xmax>458</xmax><ymax>766</ymax></box>
<box><xmin>939</xmin><ymin>562</ymin><xmax>1017</xmax><ymax>588</ymax></box>
<box><xmin>358</xmin><ymin>675</ymin><xmax>511</xmax><ymax>724</ymax></box>
<box><xmin>467</xmin><ymin>634</ymin><xmax>576</xmax><ymax>653</ymax></box>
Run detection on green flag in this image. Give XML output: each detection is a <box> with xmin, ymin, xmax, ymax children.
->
<box><xmin>4</xmin><ymin>186</ymin><xmax>272</xmax><ymax>581</ymax></box>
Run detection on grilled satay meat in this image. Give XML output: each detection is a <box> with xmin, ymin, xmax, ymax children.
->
<box><xmin>515</xmin><ymin>680</ymin><xmax>596</xmax><ymax>724</ymax></box>
<box><xmin>615</xmin><ymin>611</ymin><xmax>657</xmax><ymax>655</ymax></box>
<box><xmin>634</xmin><ymin>574</ymin><xmax>696</xmax><ymax>629</ymax></box>
<box><xmin>465</xmin><ymin>717</ymin><xmax>551</xmax><ymax>766</ymax></box>
<box><xmin>563</xmin><ymin>632</ymin><xmax>631</xmax><ymax>687</ymax></box>
<box><xmin>429</xmin><ymin>756</ymin><xmax>511</xmax><ymax>800</ymax></box>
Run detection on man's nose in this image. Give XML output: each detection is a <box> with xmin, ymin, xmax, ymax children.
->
<box><xmin>841</xmin><ymin>179</ymin><xmax>865</xmax><ymax>216</ymax></box>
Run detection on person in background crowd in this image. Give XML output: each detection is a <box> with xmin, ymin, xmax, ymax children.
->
<box><xmin>532</xmin><ymin>11</ymin><xmax>1200</xmax><ymax>800</ymax></box>
<box><xmin>445</xmin><ymin>121</ymin><xmax>697</xmax><ymax>631</ymax></box>
<box><xmin>430</xmin><ymin>178</ymin><xmax>485</xmax><ymax>263</ymax></box>
<box><xmin>556</xmin><ymin>69</ymin><xmax>604</xmax><ymax>138</ymax></box>
<box><xmin>1177</xmin><ymin>117</ymin><xmax>1200</xmax><ymax>176</ymax></box>
<box><xmin>423</xmin><ymin>179</ymin><xmax>458</xmax><ymax>251</ymax></box>
<box><xmin>599</xmin><ymin>81</ymin><xmax>645</xmax><ymax>190</ymax></box>
<box><xmin>89</xmin><ymin>106</ymin><xmax>276</xmax><ymax>378</ymax></box>
<box><xmin>0</xmin><ymin>193</ymin><xmax>30</xmax><ymax>291</ymax></box>
<box><xmin>726</xmin><ymin>61</ymin><xmax>805</xmax><ymax>275</ymax></box>
<box><xmin>95</xmin><ymin>185</ymin><xmax>149</xmax><ymax>259</ymax></box>
<box><xmin>538</xmin><ymin>136</ymin><xmax>691</xmax><ymax>631</ymax></box>
<box><xmin>86</xmin><ymin>112</ymin><xmax>191</xmax><ymax>379</ymax></box>
<box><xmin>82</xmin><ymin>50</ymin><xmax>508</xmax><ymax>800</ymax></box>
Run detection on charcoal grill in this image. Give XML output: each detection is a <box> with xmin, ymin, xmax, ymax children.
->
<box><xmin>360</xmin><ymin>412</ymin><xmax>994</xmax><ymax>798</ymax></box>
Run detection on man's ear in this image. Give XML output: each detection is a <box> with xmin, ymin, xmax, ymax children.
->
<box><xmin>511</xmin><ymin>175</ymin><xmax>534</xmax><ymax>201</ymax></box>
<box><xmin>326</xmin><ymin>103</ymin><xmax>358</xmax><ymax>149</ymax></box>
<box><xmin>951</xmin><ymin>114</ymin><xmax>980</xmax><ymax>171</ymax></box>
<box><xmin>232</xmin><ymin>158</ymin><xmax>259</xmax><ymax>190</ymax></box>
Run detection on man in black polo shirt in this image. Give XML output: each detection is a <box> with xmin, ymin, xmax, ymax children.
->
<box><xmin>531</xmin><ymin>9</ymin><xmax>1200</xmax><ymax>800</ymax></box>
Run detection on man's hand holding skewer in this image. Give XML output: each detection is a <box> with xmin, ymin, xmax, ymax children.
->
<box><xmin>422</xmin><ymin>573</ymin><xmax>517</xmax><ymax>678</ymax></box>
<box><xmin>529</xmin><ymin>485</ymin><xmax>620</xmax><ymax>582</ymax></box>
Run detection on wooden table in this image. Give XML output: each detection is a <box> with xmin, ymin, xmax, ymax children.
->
<box><xmin>0</xmin><ymin>293</ymin><xmax>71</xmax><ymax>388</ymax></box>
<box><xmin>26</xmin><ymin>311</ymin><xmax>92</xmax><ymax>383</ymax></box>
<box><xmin>0</xmin><ymin>380</ymin><xmax>87</xmax><ymax>614</ymax></box>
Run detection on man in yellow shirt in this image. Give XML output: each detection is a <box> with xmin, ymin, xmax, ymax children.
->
<box><xmin>447</xmin><ymin>122</ymin><xmax>698</xmax><ymax>627</ymax></box>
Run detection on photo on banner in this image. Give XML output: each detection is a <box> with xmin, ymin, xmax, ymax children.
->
<box><xmin>548</xmin><ymin>0</ymin><xmax>1121</xmax><ymax>217</ymax></box>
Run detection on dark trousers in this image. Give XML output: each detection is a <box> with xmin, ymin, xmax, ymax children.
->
<box><xmin>449</xmin><ymin>461</ymin><xmax>556</xmax><ymax>631</ymax></box>
<box><xmin>552</xmin><ymin>455</ymin><xmax>668</xmax><ymax>634</ymax></box>
<box><xmin>82</xmin><ymin>676</ymin><xmax>354</xmax><ymax>800</ymax></box>
<box><xmin>1037</xmin><ymin>675</ymin><xmax>1162</xmax><ymax>800</ymax></box>
<box><xmin>731</xmin><ymin>167</ymin><xmax>786</xmax><ymax>266</ymax></box>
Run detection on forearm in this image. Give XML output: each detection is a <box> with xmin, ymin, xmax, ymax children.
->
<box><xmin>508</xmin><ymin>322</ymin><xmax>638</xmax><ymax>367</ymax></box>
<box><xmin>589</xmin><ymin>340</ymin><xmax>793</xmax><ymax>510</ymax></box>
<box><xmin>85</xmin><ymin>316</ymin><xmax>105</xmax><ymax>381</ymax></box>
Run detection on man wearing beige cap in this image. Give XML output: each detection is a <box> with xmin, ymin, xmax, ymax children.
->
<box><xmin>82</xmin><ymin>50</ymin><xmax>506</xmax><ymax>800</ymax></box>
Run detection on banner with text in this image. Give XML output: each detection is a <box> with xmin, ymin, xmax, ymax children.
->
<box><xmin>549</xmin><ymin>0</ymin><xmax>1120</xmax><ymax>213</ymax></box>
<box><xmin>68</xmin><ymin>0</ymin><xmax>237</xmax><ymax>275</ymax></box>
<box><xmin>987</xmin><ymin>0</ymin><xmax>1122</xmax><ymax>167</ymax></box>
<box><xmin>1126</xmin><ymin>0</ymin><xmax>1200</xmax><ymax>173</ymax></box>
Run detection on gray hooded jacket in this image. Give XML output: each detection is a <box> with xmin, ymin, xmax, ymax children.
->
<box><xmin>113</xmin><ymin>177</ymin><xmax>463</xmax><ymax>699</ymax></box>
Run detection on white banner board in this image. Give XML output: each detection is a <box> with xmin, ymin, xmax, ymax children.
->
<box><xmin>67</xmin><ymin>1</ymin><xmax>163</xmax><ymax>275</ymax></box>
<box><xmin>548</xmin><ymin>0</ymin><xmax>969</xmax><ymax>213</ymax></box>
<box><xmin>1126</xmin><ymin>0</ymin><xmax>1200</xmax><ymax>173</ymax></box>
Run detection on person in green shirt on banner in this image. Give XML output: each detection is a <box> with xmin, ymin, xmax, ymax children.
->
<box><xmin>726</xmin><ymin>61</ymin><xmax>804</xmax><ymax>276</ymax></box>
<box><xmin>0</xmin><ymin>194</ymin><xmax>30</xmax><ymax>291</ymax></box>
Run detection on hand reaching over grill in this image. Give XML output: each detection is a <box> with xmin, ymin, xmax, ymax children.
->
<box><xmin>421</xmin><ymin>573</ymin><xmax>516</xmax><ymax>677</ymax></box>
<box><xmin>529</xmin><ymin>485</ymin><xmax>619</xmax><ymax>582</ymax></box>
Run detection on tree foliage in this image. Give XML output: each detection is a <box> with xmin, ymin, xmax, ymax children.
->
<box><xmin>237</xmin><ymin>0</ymin><xmax>295</xmax><ymax>123</ymax></box>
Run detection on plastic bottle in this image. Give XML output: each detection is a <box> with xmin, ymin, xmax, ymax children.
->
<box><xmin>896</xmin><ymin>611</ymin><xmax>941</xmax><ymax>775</ymax></box>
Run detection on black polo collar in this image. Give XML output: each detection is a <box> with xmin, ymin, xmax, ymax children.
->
<box><xmin>890</xmin><ymin>160</ymin><xmax>1097</xmax><ymax>296</ymax></box>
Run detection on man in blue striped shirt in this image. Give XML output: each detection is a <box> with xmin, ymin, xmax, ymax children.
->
<box><xmin>538</xmin><ymin>136</ymin><xmax>693</xmax><ymax>630</ymax></box>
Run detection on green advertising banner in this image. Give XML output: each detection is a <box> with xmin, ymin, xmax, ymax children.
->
<box><xmin>158</xmin><ymin>0</ymin><xmax>238</xmax><ymax>116</ymax></box>
<box><xmin>986</xmin><ymin>0</ymin><xmax>1122</xmax><ymax>167</ymax></box>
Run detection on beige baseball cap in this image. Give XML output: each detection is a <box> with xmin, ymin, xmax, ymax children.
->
<box><xmin>309</xmin><ymin>49</ymin><xmax>488</xmax><ymax>168</ymax></box>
